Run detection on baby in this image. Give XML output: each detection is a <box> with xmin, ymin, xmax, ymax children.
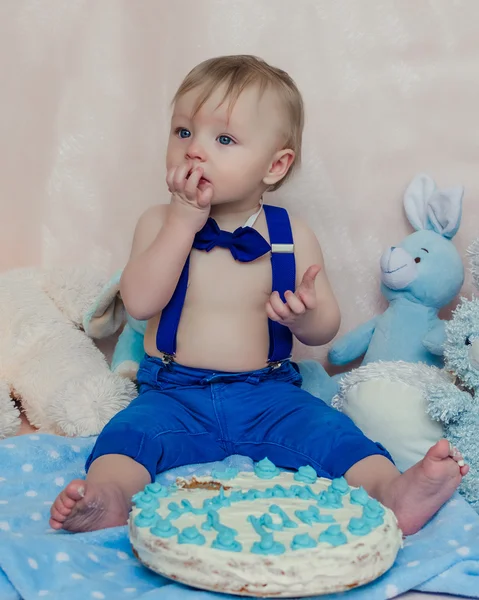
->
<box><xmin>51</xmin><ymin>55</ymin><xmax>467</xmax><ymax>536</ymax></box>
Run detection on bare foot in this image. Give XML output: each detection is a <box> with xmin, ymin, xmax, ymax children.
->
<box><xmin>382</xmin><ymin>439</ymin><xmax>468</xmax><ymax>536</ymax></box>
<box><xmin>49</xmin><ymin>479</ymin><xmax>130</xmax><ymax>532</ymax></box>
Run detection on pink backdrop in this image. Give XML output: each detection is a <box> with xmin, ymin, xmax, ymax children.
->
<box><xmin>1</xmin><ymin>0</ymin><xmax>478</xmax><ymax>361</ymax></box>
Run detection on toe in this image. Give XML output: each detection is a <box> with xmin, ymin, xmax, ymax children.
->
<box><xmin>60</xmin><ymin>493</ymin><xmax>77</xmax><ymax>510</ymax></box>
<box><xmin>63</xmin><ymin>480</ymin><xmax>86</xmax><ymax>502</ymax></box>
<box><xmin>54</xmin><ymin>497</ymin><xmax>72</xmax><ymax>516</ymax></box>
<box><xmin>426</xmin><ymin>439</ymin><xmax>451</xmax><ymax>461</ymax></box>
<box><xmin>49</xmin><ymin>506</ymin><xmax>67</xmax><ymax>525</ymax></box>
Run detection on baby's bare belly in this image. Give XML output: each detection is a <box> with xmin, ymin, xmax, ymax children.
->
<box><xmin>143</xmin><ymin>247</ymin><xmax>274</xmax><ymax>372</ymax></box>
<box><xmin>144</xmin><ymin>306</ymin><xmax>270</xmax><ymax>372</ymax></box>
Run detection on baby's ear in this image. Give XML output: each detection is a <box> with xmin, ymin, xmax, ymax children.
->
<box><xmin>263</xmin><ymin>149</ymin><xmax>295</xmax><ymax>187</ymax></box>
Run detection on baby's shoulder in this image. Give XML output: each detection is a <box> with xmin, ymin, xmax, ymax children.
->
<box><xmin>289</xmin><ymin>215</ymin><xmax>320</xmax><ymax>247</ymax></box>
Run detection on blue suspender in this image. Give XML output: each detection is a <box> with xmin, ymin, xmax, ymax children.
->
<box><xmin>156</xmin><ymin>204</ymin><xmax>295</xmax><ymax>362</ymax></box>
<box><xmin>155</xmin><ymin>256</ymin><xmax>191</xmax><ymax>358</ymax></box>
<box><xmin>263</xmin><ymin>204</ymin><xmax>295</xmax><ymax>363</ymax></box>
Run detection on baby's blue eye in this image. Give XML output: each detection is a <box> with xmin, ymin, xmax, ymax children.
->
<box><xmin>177</xmin><ymin>128</ymin><xmax>191</xmax><ymax>139</ymax></box>
<box><xmin>217</xmin><ymin>135</ymin><xmax>234</xmax><ymax>145</ymax></box>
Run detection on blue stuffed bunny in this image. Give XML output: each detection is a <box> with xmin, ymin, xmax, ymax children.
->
<box><xmin>301</xmin><ymin>174</ymin><xmax>465</xmax><ymax>403</ymax></box>
<box><xmin>83</xmin><ymin>270</ymin><xmax>146</xmax><ymax>380</ymax></box>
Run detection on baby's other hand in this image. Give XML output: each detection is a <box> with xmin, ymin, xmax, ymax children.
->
<box><xmin>166</xmin><ymin>162</ymin><xmax>213</xmax><ymax>231</ymax></box>
<box><xmin>266</xmin><ymin>265</ymin><xmax>320</xmax><ymax>329</ymax></box>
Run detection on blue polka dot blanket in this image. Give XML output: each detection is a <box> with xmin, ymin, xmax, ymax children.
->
<box><xmin>0</xmin><ymin>434</ymin><xmax>478</xmax><ymax>600</ymax></box>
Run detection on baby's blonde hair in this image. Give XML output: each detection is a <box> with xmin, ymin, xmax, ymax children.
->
<box><xmin>172</xmin><ymin>55</ymin><xmax>304</xmax><ymax>191</ymax></box>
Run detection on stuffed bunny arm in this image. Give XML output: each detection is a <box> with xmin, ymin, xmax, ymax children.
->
<box><xmin>111</xmin><ymin>322</ymin><xmax>146</xmax><ymax>378</ymax></box>
<box><xmin>422</xmin><ymin>320</ymin><xmax>446</xmax><ymax>356</ymax></box>
<box><xmin>328</xmin><ymin>317</ymin><xmax>378</xmax><ymax>366</ymax></box>
<box><xmin>427</xmin><ymin>382</ymin><xmax>471</xmax><ymax>424</ymax></box>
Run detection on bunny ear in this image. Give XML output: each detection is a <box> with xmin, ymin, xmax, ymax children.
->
<box><xmin>403</xmin><ymin>174</ymin><xmax>437</xmax><ymax>231</ymax></box>
<box><xmin>426</xmin><ymin>185</ymin><xmax>463</xmax><ymax>239</ymax></box>
<box><xmin>467</xmin><ymin>238</ymin><xmax>479</xmax><ymax>290</ymax></box>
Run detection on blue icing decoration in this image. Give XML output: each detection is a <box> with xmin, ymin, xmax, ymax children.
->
<box><xmin>229</xmin><ymin>491</ymin><xmax>246</xmax><ymax>503</ymax></box>
<box><xmin>317</xmin><ymin>490</ymin><xmax>343</xmax><ymax>509</ymax></box>
<box><xmin>362</xmin><ymin>499</ymin><xmax>385</xmax><ymax>528</ymax></box>
<box><xmin>208</xmin><ymin>487</ymin><xmax>231</xmax><ymax>508</ymax></box>
<box><xmin>294</xmin><ymin>505</ymin><xmax>335</xmax><ymax>526</ymax></box>
<box><xmin>259</xmin><ymin>513</ymin><xmax>283</xmax><ymax>531</ymax></box>
<box><xmin>180</xmin><ymin>499</ymin><xmax>208</xmax><ymax>515</ymax></box>
<box><xmin>348</xmin><ymin>517</ymin><xmax>372</xmax><ymax>536</ymax></box>
<box><xmin>302</xmin><ymin>485</ymin><xmax>319</xmax><ymax>500</ymax></box>
<box><xmin>167</xmin><ymin>501</ymin><xmax>188</xmax><ymax>520</ymax></box>
<box><xmin>295</xmin><ymin>506</ymin><xmax>319</xmax><ymax>526</ymax></box>
<box><xmin>364</xmin><ymin>498</ymin><xmax>385</xmax><ymax>517</ymax></box>
<box><xmin>201</xmin><ymin>510</ymin><xmax>240</xmax><ymax>544</ymax></box>
<box><xmin>201</xmin><ymin>510</ymin><xmax>231</xmax><ymax>533</ymax></box>
<box><xmin>289</xmin><ymin>485</ymin><xmax>316</xmax><ymax>500</ymax></box>
<box><xmin>248</xmin><ymin>515</ymin><xmax>267</xmax><ymax>536</ymax></box>
<box><xmin>248</xmin><ymin>515</ymin><xmax>285</xmax><ymax>555</ymax></box>
<box><xmin>294</xmin><ymin>465</ymin><xmax>317</xmax><ymax>484</ymax></box>
<box><xmin>212</xmin><ymin>529</ymin><xmax>242</xmax><ymax>552</ymax></box>
<box><xmin>211</xmin><ymin>466</ymin><xmax>238</xmax><ymax>480</ymax></box>
<box><xmin>134</xmin><ymin>508</ymin><xmax>158</xmax><ymax>528</ymax></box>
<box><xmin>244</xmin><ymin>489</ymin><xmax>263</xmax><ymax>501</ymax></box>
<box><xmin>350</xmin><ymin>486</ymin><xmax>370</xmax><ymax>506</ymax></box>
<box><xmin>270</xmin><ymin>485</ymin><xmax>287</xmax><ymax>498</ymax></box>
<box><xmin>201</xmin><ymin>512</ymin><xmax>216</xmax><ymax>531</ymax></box>
<box><xmin>178</xmin><ymin>526</ymin><xmax>206</xmax><ymax>546</ymax></box>
<box><xmin>254</xmin><ymin>457</ymin><xmax>280</xmax><ymax>479</ymax></box>
<box><xmin>132</xmin><ymin>492</ymin><xmax>160</xmax><ymax>510</ymax></box>
<box><xmin>291</xmin><ymin>533</ymin><xmax>318</xmax><ymax>550</ymax></box>
<box><xmin>150</xmin><ymin>517</ymin><xmax>179</xmax><ymax>538</ymax></box>
<box><xmin>330</xmin><ymin>477</ymin><xmax>350</xmax><ymax>495</ymax></box>
<box><xmin>319</xmin><ymin>524</ymin><xmax>348</xmax><ymax>547</ymax></box>
<box><xmin>145</xmin><ymin>482</ymin><xmax>170</xmax><ymax>497</ymax></box>
<box><xmin>269</xmin><ymin>505</ymin><xmax>298</xmax><ymax>529</ymax></box>
<box><xmin>251</xmin><ymin>532</ymin><xmax>285</xmax><ymax>556</ymax></box>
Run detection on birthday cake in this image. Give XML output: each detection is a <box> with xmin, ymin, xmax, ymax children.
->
<box><xmin>129</xmin><ymin>459</ymin><xmax>402</xmax><ymax>597</ymax></box>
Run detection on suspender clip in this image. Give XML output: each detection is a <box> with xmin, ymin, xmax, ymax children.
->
<box><xmin>271</xmin><ymin>243</ymin><xmax>294</xmax><ymax>254</ymax></box>
<box><xmin>268</xmin><ymin>359</ymin><xmax>286</xmax><ymax>369</ymax></box>
<box><xmin>162</xmin><ymin>352</ymin><xmax>175</xmax><ymax>365</ymax></box>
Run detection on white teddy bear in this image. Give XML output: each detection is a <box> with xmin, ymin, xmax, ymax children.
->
<box><xmin>0</xmin><ymin>266</ymin><xmax>136</xmax><ymax>438</ymax></box>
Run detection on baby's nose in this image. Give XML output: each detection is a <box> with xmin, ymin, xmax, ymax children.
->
<box><xmin>186</xmin><ymin>141</ymin><xmax>206</xmax><ymax>161</ymax></box>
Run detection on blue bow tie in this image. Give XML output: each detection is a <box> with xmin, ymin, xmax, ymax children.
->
<box><xmin>193</xmin><ymin>218</ymin><xmax>271</xmax><ymax>262</ymax></box>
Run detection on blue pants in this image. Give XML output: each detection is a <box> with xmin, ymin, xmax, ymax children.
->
<box><xmin>86</xmin><ymin>356</ymin><xmax>392</xmax><ymax>481</ymax></box>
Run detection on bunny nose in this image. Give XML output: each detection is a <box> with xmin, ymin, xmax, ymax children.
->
<box><xmin>380</xmin><ymin>247</ymin><xmax>418</xmax><ymax>290</ymax></box>
<box><xmin>469</xmin><ymin>339</ymin><xmax>479</xmax><ymax>369</ymax></box>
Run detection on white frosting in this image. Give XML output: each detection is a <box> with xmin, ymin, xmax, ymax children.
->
<box><xmin>129</xmin><ymin>471</ymin><xmax>403</xmax><ymax>597</ymax></box>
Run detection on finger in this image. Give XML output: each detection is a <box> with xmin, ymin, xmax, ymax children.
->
<box><xmin>296</xmin><ymin>287</ymin><xmax>317</xmax><ymax>311</ymax></box>
<box><xmin>166</xmin><ymin>166</ymin><xmax>177</xmax><ymax>193</ymax></box>
<box><xmin>266</xmin><ymin>301</ymin><xmax>282</xmax><ymax>323</ymax></box>
<box><xmin>173</xmin><ymin>162</ymin><xmax>191</xmax><ymax>193</ymax></box>
<box><xmin>300</xmin><ymin>264</ymin><xmax>321</xmax><ymax>290</ymax></box>
<box><xmin>197</xmin><ymin>184</ymin><xmax>213</xmax><ymax>209</ymax></box>
<box><xmin>284</xmin><ymin>290</ymin><xmax>306</xmax><ymax>315</ymax></box>
<box><xmin>184</xmin><ymin>167</ymin><xmax>203</xmax><ymax>198</ymax></box>
<box><xmin>269</xmin><ymin>291</ymin><xmax>292</xmax><ymax>320</ymax></box>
